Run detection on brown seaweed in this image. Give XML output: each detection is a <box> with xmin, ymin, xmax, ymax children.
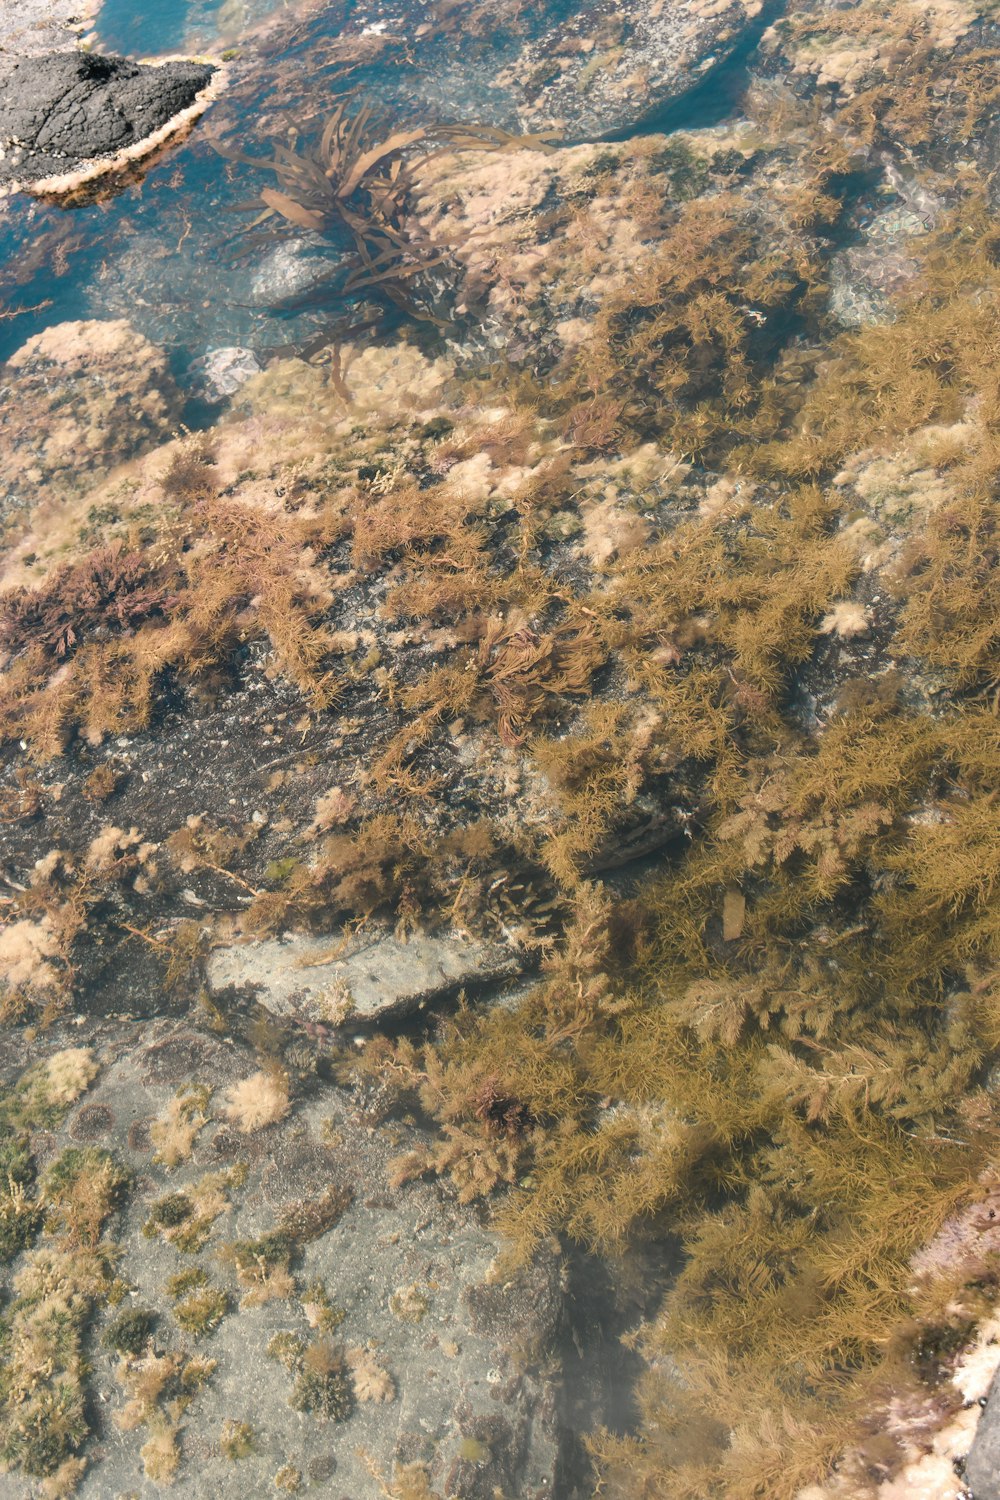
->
<box><xmin>217</xmin><ymin>99</ymin><xmax>560</xmax><ymax>324</ymax></box>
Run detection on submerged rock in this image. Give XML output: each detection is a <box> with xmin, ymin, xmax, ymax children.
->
<box><xmin>494</xmin><ymin>0</ymin><xmax>767</xmax><ymax>139</ymax></box>
<box><xmin>252</xmin><ymin>0</ymin><xmax>769</xmax><ymax>149</ymax></box>
<box><xmin>207</xmin><ymin>926</ymin><xmax>524</xmax><ymax>1026</ymax></box>
<box><xmin>967</xmin><ymin>1372</ymin><xmax>1000</xmax><ymax>1500</ymax></box>
<box><xmin>0</xmin><ymin>1019</ymin><xmax>566</xmax><ymax>1498</ymax></box>
<box><xmin>0</xmin><ymin>318</ymin><xmax>182</xmax><ymax>512</ymax></box>
<box><xmin>94</xmin><ymin>0</ymin><xmax>767</xmax><ymax>145</ymax></box>
<box><xmin>0</xmin><ymin>50</ymin><xmax>217</xmax><ymax>193</ymax></box>
<box><xmin>827</xmin><ymin>161</ymin><xmax>945</xmax><ymax>328</ymax></box>
<box><xmin>191</xmin><ymin>345</ymin><xmax>264</xmax><ymax>400</ymax></box>
<box><xmin>827</xmin><ymin>202</ymin><xmax>928</xmax><ymax>328</ymax></box>
<box><xmin>246</xmin><ymin>238</ymin><xmax>345</xmax><ymax>308</ymax></box>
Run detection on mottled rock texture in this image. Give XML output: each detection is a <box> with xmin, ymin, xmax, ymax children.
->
<box><xmin>436</xmin><ymin>0</ymin><xmax>767</xmax><ymax>140</ymax></box>
<box><xmin>0</xmin><ymin>50</ymin><xmax>215</xmax><ymax>189</ymax></box>
<box><xmin>967</xmin><ymin>1371</ymin><xmax>1000</xmax><ymax>1500</ymax></box>
<box><xmin>0</xmin><ymin>0</ymin><xmax>98</xmax><ymax>57</ymax></box>
<box><xmin>0</xmin><ymin>318</ymin><xmax>182</xmax><ymax>511</ymax></box>
<box><xmin>0</xmin><ymin>1019</ymin><xmax>566</xmax><ymax>1498</ymax></box>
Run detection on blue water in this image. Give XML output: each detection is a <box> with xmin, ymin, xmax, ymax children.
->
<box><xmin>95</xmin><ymin>0</ymin><xmax>205</xmax><ymax>57</ymax></box>
<box><xmin>0</xmin><ymin>0</ymin><xmax>360</xmax><ymax>372</ymax></box>
<box><xmin>0</xmin><ymin>0</ymin><xmax>520</xmax><ymax>372</ymax></box>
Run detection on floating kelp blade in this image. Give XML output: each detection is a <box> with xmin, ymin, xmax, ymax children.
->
<box><xmin>260</xmin><ymin>188</ymin><xmax>326</xmax><ymax>231</ymax></box>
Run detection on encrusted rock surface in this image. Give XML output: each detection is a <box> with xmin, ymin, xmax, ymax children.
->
<box><xmin>190</xmin><ymin>345</ymin><xmax>266</xmax><ymax>401</ymax></box>
<box><xmin>0</xmin><ymin>1020</ymin><xmax>566</xmax><ymax>1498</ymax></box>
<box><xmin>207</xmin><ymin>927</ymin><xmax>525</xmax><ymax>1026</ymax></box>
<box><xmin>404</xmin><ymin>0</ymin><xmax>769</xmax><ymax>140</ymax></box>
<box><xmin>959</xmin><ymin>1364</ymin><xmax>1000</xmax><ymax>1499</ymax></box>
<box><xmin>0</xmin><ymin>318</ymin><xmax>182</xmax><ymax>513</ymax></box>
<box><xmin>0</xmin><ymin>50</ymin><xmax>216</xmax><ymax>192</ymax></box>
<box><xmin>0</xmin><ymin>0</ymin><xmax>98</xmax><ymax>57</ymax></box>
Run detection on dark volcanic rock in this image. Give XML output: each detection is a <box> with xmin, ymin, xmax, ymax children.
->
<box><xmin>0</xmin><ymin>50</ymin><xmax>215</xmax><ymax>189</ymax></box>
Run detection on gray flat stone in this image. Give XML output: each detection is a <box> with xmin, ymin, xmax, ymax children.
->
<box><xmin>207</xmin><ymin>927</ymin><xmax>523</xmax><ymax>1025</ymax></box>
<box><xmin>22</xmin><ymin>1020</ymin><xmax>565</xmax><ymax>1499</ymax></box>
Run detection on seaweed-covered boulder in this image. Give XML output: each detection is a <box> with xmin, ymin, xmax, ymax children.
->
<box><xmin>0</xmin><ymin>50</ymin><xmax>216</xmax><ymax>191</ymax></box>
<box><xmin>0</xmin><ymin>319</ymin><xmax>182</xmax><ymax>514</ymax></box>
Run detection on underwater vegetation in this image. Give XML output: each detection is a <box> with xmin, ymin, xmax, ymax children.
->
<box><xmin>0</xmin><ymin>1058</ymin><xmax>126</xmax><ymax>1492</ymax></box>
<box><xmin>4</xmin><ymin>0</ymin><xmax>1000</xmax><ymax>1491</ymax></box>
<box><xmin>219</xmin><ymin>97</ymin><xmax>559</xmax><ymax>326</ymax></box>
<box><xmin>348</xmin><ymin>120</ymin><xmax>1000</xmax><ymax>1500</ymax></box>
<box><xmin>0</xmin><ymin>543</ymin><xmax>175</xmax><ymax>660</ymax></box>
<box><xmin>289</xmin><ymin>1338</ymin><xmax>355</xmax><ymax>1422</ymax></box>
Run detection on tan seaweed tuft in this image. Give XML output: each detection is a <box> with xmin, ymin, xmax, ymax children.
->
<box><xmin>43</xmin><ymin>1048</ymin><xmax>98</xmax><ymax>1105</ymax></box>
<box><xmin>222</xmin><ymin>1069</ymin><xmax>290</xmax><ymax>1132</ymax></box>
<box><xmin>346</xmin><ymin>1345</ymin><xmax>397</xmax><ymax>1403</ymax></box>
<box><xmin>150</xmin><ymin>1087</ymin><xmax>211</xmax><ymax>1169</ymax></box>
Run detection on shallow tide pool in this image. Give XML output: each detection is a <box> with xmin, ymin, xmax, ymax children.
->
<box><xmin>1</xmin><ymin>0</ymin><xmax>999</xmax><ymax>1497</ymax></box>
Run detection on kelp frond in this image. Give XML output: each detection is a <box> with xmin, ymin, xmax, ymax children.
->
<box><xmin>217</xmin><ymin>98</ymin><xmax>561</xmax><ymax>324</ymax></box>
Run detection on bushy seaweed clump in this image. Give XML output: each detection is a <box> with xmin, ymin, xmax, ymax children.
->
<box><xmin>289</xmin><ymin>1340</ymin><xmax>355</xmax><ymax>1423</ymax></box>
<box><xmin>0</xmin><ymin>1051</ymin><xmax>100</xmax><ymax>1265</ymax></box>
<box><xmin>364</xmin><ymin>728</ymin><xmax>1000</xmax><ymax>1495</ymax></box>
<box><xmin>0</xmin><ymin>543</ymin><xmax>175</xmax><ymax>661</ymax></box>
<box><xmin>220</xmin><ymin>1418</ymin><xmax>256</xmax><ymax>1460</ymax></box>
<box><xmin>0</xmin><ymin>1146</ymin><xmax>125</xmax><ymax>1487</ymax></box>
<box><xmin>173</xmin><ymin>1286</ymin><xmax>229</xmax><ymax>1339</ymax></box>
<box><xmin>0</xmin><ymin>486</ymin><xmax>346</xmax><ymax>758</ymax></box>
<box><xmin>355</xmin><ymin>203</ymin><xmax>1000</xmax><ymax>1497</ymax></box>
<box><xmin>0</xmin><ymin>1133</ymin><xmax>41</xmax><ymax>1261</ymax></box>
<box><xmin>768</xmin><ymin>0</ymin><xmax>1000</xmax><ymax>155</ymax></box>
<box><xmin>104</xmin><ymin>1307</ymin><xmax>157</xmax><ymax>1357</ymax></box>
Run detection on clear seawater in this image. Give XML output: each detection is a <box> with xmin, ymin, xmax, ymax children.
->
<box><xmin>0</xmin><ymin>0</ymin><xmax>353</xmax><ymax>377</ymax></box>
<box><xmin>5</xmin><ymin>2</ymin><xmax>991</xmax><ymax>1496</ymax></box>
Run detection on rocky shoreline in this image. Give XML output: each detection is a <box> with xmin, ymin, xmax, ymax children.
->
<box><xmin>2</xmin><ymin>0</ymin><xmax>1000</xmax><ymax>1497</ymax></box>
<box><xmin>0</xmin><ymin>0</ymin><xmax>100</xmax><ymax>58</ymax></box>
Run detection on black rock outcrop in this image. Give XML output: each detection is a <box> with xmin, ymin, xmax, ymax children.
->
<box><xmin>0</xmin><ymin>50</ymin><xmax>215</xmax><ymax>189</ymax></box>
